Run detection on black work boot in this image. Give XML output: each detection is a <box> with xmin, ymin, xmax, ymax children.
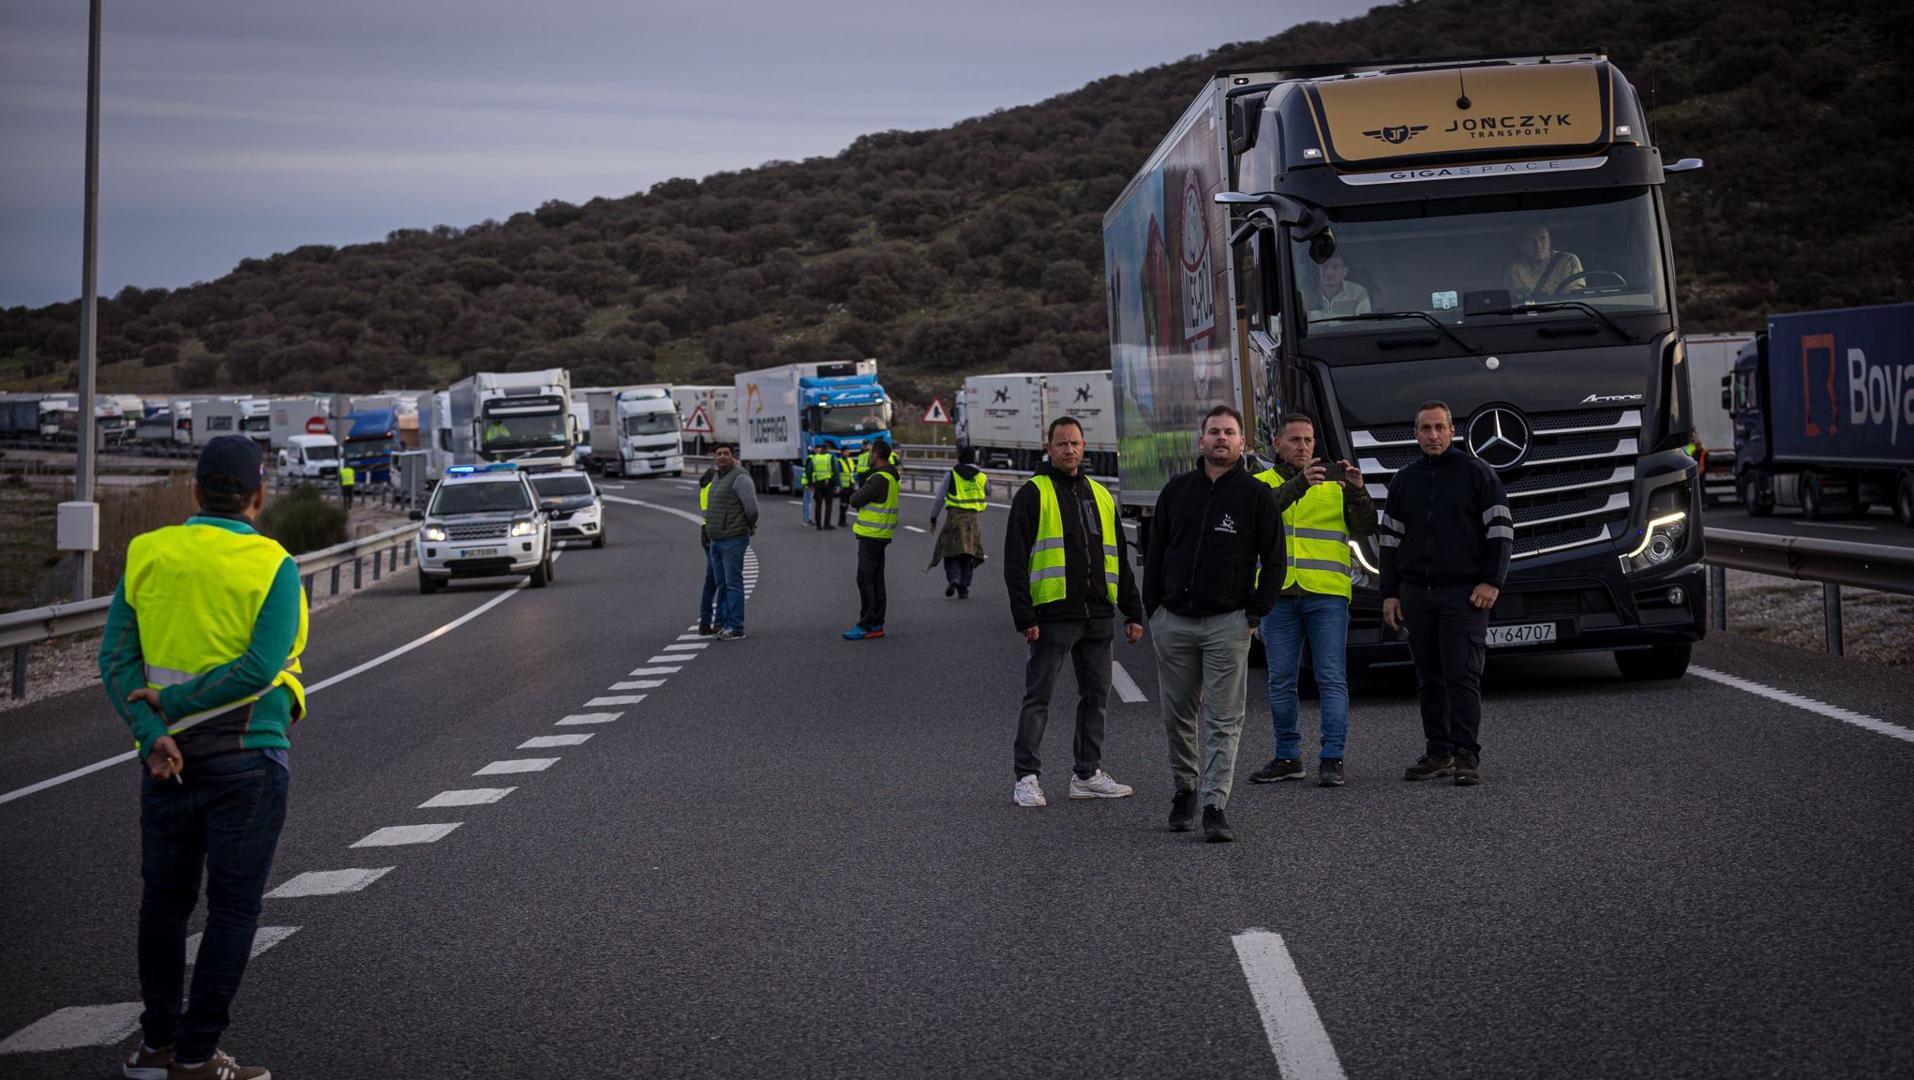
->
<box><xmin>1168</xmin><ymin>789</ymin><xmax>1198</xmax><ymax>832</ymax></box>
<box><xmin>1403</xmin><ymin>754</ymin><xmax>1454</xmax><ymax>781</ymax></box>
<box><xmin>1202</xmin><ymin>805</ymin><xmax>1235</xmax><ymax>843</ymax></box>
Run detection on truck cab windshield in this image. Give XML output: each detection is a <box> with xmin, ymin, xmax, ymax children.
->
<box><xmin>482</xmin><ymin>413</ymin><xmax>565</xmax><ymax>448</ymax></box>
<box><xmin>1294</xmin><ymin>189</ymin><xmax>1668</xmax><ymax>337</ymax></box>
<box><xmin>431</xmin><ymin>481</ymin><xmax>532</xmax><ymax>516</ymax></box>
<box><xmin>815</xmin><ymin>402</ymin><xmax>893</xmax><ymax>436</ymax></box>
<box><xmin>623</xmin><ymin>412</ymin><xmax>677</xmax><ymax>437</ymax></box>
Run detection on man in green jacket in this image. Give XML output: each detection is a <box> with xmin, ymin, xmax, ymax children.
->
<box><xmin>704</xmin><ymin>442</ymin><xmax>759</xmax><ymax>640</ymax></box>
<box><xmin>99</xmin><ymin>435</ymin><xmax>301</xmax><ymax>1080</ymax></box>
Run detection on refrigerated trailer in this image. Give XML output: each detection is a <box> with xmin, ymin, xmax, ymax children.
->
<box><xmin>1108</xmin><ymin>52</ymin><xmax>1710</xmax><ymax>680</ymax></box>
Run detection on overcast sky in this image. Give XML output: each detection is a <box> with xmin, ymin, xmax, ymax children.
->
<box><xmin>1</xmin><ymin>0</ymin><xmax>1376</xmax><ymax>308</ymax></box>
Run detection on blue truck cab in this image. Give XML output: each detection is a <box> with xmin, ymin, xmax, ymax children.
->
<box><xmin>340</xmin><ymin>407</ymin><xmax>401</xmax><ymax>486</ymax></box>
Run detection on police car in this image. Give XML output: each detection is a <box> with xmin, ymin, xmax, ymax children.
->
<box><xmin>411</xmin><ymin>463</ymin><xmax>555</xmax><ymax>593</ymax></box>
<box><xmin>529</xmin><ymin>469</ymin><xmax>606</xmax><ymax>548</ymax></box>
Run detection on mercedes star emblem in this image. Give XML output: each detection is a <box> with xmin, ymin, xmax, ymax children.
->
<box><xmin>1466</xmin><ymin>406</ymin><xmax>1530</xmax><ymax>470</ymax></box>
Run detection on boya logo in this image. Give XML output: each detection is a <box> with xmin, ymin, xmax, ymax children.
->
<box><xmin>1363</xmin><ymin>124</ymin><xmax>1429</xmax><ymax>146</ymax></box>
<box><xmin>1844</xmin><ymin>345</ymin><xmax>1914</xmax><ymax>446</ymax></box>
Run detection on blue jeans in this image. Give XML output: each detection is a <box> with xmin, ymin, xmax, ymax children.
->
<box><xmin>1261</xmin><ymin>593</ymin><xmax>1351</xmax><ymax>761</ymax></box>
<box><xmin>710</xmin><ymin>535</ymin><xmax>748</xmax><ymax>632</ymax></box>
<box><xmin>699</xmin><ymin>542</ymin><xmax>719</xmax><ymax>626</ymax></box>
<box><xmin>138</xmin><ymin>750</ymin><xmax>289</xmax><ymax>1062</ymax></box>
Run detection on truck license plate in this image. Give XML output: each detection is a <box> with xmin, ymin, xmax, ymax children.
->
<box><xmin>650</xmin><ymin>459</ymin><xmax>666</xmax><ymax>467</ymax></box>
<box><xmin>462</xmin><ymin>547</ymin><xmax>500</xmax><ymax>559</ymax></box>
<box><xmin>1487</xmin><ymin>622</ymin><xmax>1556</xmax><ymax>647</ymax></box>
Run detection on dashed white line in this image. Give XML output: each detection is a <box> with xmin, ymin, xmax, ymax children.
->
<box><xmin>904</xmin><ymin>525</ymin><xmax>926</xmax><ymax>533</ymax></box>
<box><xmin>185</xmin><ymin>925</ymin><xmax>299</xmax><ymax>966</ymax></box>
<box><xmin>786</xmin><ymin>499</ymin><xmax>803</xmax><ymax>505</ymax></box>
<box><xmin>1232</xmin><ymin>930</ymin><xmax>1348</xmax><ymax>1080</ymax></box>
<box><xmin>351</xmin><ymin>822</ymin><xmax>463</xmax><ymax>848</ymax></box>
<box><xmin>663</xmin><ymin>642</ymin><xmax>710</xmax><ymax>651</ymax></box>
<box><xmin>474</xmin><ymin>757</ymin><xmax>561</xmax><ymax>775</ymax></box>
<box><xmin>1111</xmin><ymin>661</ymin><xmax>1147</xmax><ymax>703</ymax></box>
<box><xmin>675</xmin><ymin>633</ymin><xmax>706</xmax><ymax>640</ymax></box>
<box><xmin>585</xmin><ymin>694</ymin><xmax>647</xmax><ymax>706</ymax></box>
<box><xmin>610</xmin><ymin>680</ymin><xmax>665</xmax><ymax>690</ymax></box>
<box><xmin>556</xmin><ymin>713</ymin><xmax>621</xmax><ymax>726</ymax></box>
<box><xmin>1690</xmin><ymin>666</ymin><xmax>1913</xmax><ymax>744</ymax></box>
<box><xmin>519</xmin><ymin>733</ymin><xmax>593</xmax><ymax>749</ymax></box>
<box><xmin>0</xmin><ymin>1003</ymin><xmax>145</xmax><ymax>1054</ymax></box>
<box><xmin>646</xmin><ymin>655</ymin><xmax>688</xmax><ymax>664</ymax></box>
<box><xmin>629</xmin><ymin>666</ymin><xmax>681</xmax><ymax>676</ymax></box>
<box><xmin>266</xmin><ymin>866</ymin><xmax>395</xmax><ymax>899</ymax></box>
<box><xmin>421</xmin><ymin>787</ymin><xmax>516</xmax><ymax>807</ymax></box>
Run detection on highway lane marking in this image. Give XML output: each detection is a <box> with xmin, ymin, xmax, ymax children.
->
<box><xmin>611</xmin><ymin>679</ymin><xmax>665</xmax><ymax>690</ymax></box>
<box><xmin>474</xmin><ymin>757</ymin><xmax>561</xmax><ymax>774</ymax></box>
<box><xmin>421</xmin><ymin>787</ymin><xmax>516</xmax><ymax>807</ymax></box>
<box><xmin>675</xmin><ymin>633</ymin><xmax>705</xmax><ymax>640</ymax></box>
<box><xmin>266</xmin><ymin>867</ymin><xmax>394</xmax><ymax>898</ymax></box>
<box><xmin>904</xmin><ymin>525</ymin><xmax>926</xmax><ymax>533</ymax></box>
<box><xmin>601</xmin><ymin>493</ymin><xmax>703</xmax><ymax>524</ymax></box>
<box><xmin>519</xmin><ymin>733</ymin><xmax>593</xmax><ymax>749</ymax></box>
<box><xmin>556</xmin><ymin>713</ymin><xmax>621</xmax><ymax>726</ymax></box>
<box><xmin>0</xmin><ymin>567</ymin><xmax>537</xmax><ymax>808</ymax></box>
<box><xmin>586</xmin><ymin>694</ymin><xmax>649</xmax><ymax>706</ymax></box>
<box><xmin>1232</xmin><ymin>930</ymin><xmax>1349</xmax><ymax>1080</ymax></box>
<box><xmin>663</xmin><ymin>642</ymin><xmax>709</xmax><ymax>651</ymax></box>
<box><xmin>787</xmin><ymin>499</ymin><xmax>803</xmax><ymax>505</ymax></box>
<box><xmin>1111</xmin><ymin>661</ymin><xmax>1148</xmax><ymax>703</ymax></box>
<box><xmin>646</xmin><ymin>654</ymin><xmax>689</xmax><ymax>664</ymax></box>
<box><xmin>1691</xmin><ymin>666</ymin><xmax>1913</xmax><ymax>745</ymax></box>
<box><xmin>351</xmin><ymin>822</ymin><xmax>463</xmax><ymax>848</ymax></box>
<box><xmin>629</xmin><ymin>666</ymin><xmax>680</xmax><ymax>675</ymax></box>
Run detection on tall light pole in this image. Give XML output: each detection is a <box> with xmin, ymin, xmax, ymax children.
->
<box><xmin>72</xmin><ymin>0</ymin><xmax>102</xmax><ymax>601</ymax></box>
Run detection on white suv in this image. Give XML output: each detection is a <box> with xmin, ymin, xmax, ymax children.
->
<box><xmin>530</xmin><ymin>470</ymin><xmax>606</xmax><ymax>548</ymax></box>
<box><xmin>413</xmin><ymin>464</ymin><xmax>554</xmax><ymax>593</ymax></box>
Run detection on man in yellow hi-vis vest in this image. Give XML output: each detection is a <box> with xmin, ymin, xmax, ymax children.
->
<box><xmin>843</xmin><ymin>440</ymin><xmax>900</xmax><ymax>639</ymax></box>
<box><xmin>338</xmin><ymin>462</ymin><xmax>356</xmax><ymax>510</ymax></box>
<box><xmin>1002</xmin><ymin>416</ymin><xmax>1144</xmax><ymax>807</ymax></box>
<box><xmin>1248</xmin><ymin>413</ymin><xmax>1376</xmax><ymax>789</ymax></box>
<box><xmin>807</xmin><ymin>444</ymin><xmax>838</xmax><ymax>531</ymax></box>
<box><xmin>98</xmin><ymin>435</ymin><xmax>303</xmax><ymax>1080</ymax></box>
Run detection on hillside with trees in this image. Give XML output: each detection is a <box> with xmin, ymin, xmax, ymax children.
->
<box><xmin>1</xmin><ymin>0</ymin><xmax>1907</xmax><ymax>408</ymax></box>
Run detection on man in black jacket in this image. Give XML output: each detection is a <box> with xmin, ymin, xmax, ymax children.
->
<box><xmin>1377</xmin><ymin>400</ymin><xmax>1514</xmax><ymax>787</ymax></box>
<box><xmin>1003</xmin><ymin>417</ymin><xmax>1145</xmax><ymax>808</ymax></box>
<box><xmin>1144</xmin><ymin>405</ymin><xmax>1310</xmax><ymax>841</ymax></box>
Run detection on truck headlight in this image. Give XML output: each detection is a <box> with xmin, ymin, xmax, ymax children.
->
<box><xmin>1348</xmin><ymin>539</ymin><xmax>1380</xmax><ymax>576</ymax></box>
<box><xmin>1620</xmin><ymin>485</ymin><xmax>1689</xmax><ymax>574</ymax></box>
<box><xmin>421</xmin><ymin>524</ymin><xmax>448</xmax><ymax>542</ymax></box>
<box><xmin>510</xmin><ymin>518</ymin><xmax>537</xmax><ymax>537</ymax></box>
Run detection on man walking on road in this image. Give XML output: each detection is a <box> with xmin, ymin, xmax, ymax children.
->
<box><xmin>1004</xmin><ymin>417</ymin><xmax>1144</xmax><ymax>807</ymax></box>
<box><xmin>1378</xmin><ymin>401</ymin><xmax>1513</xmax><ymax>787</ymax></box>
<box><xmin>844</xmin><ymin>440</ymin><xmax>898</xmax><ymax>640</ymax></box>
<box><xmin>807</xmin><ymin>444</ymin><xmax>838</xmax><ymax>531</ymax></box>
<box><xmin>1249</xmin><ymin>413</ymin><xmax>1376</xmax><ymax>788</ymax></box>
<box><xmin>705</xmin><ymin>443</ymin><xmax>759</xmax><ymax>640</ymax></box>
<box><xmin>1144</xmin><ymin>405</ymin><xmax>1308</xmax><ymax>841</ymax></box>
<box><xmin>927</xmin><ymin>445</ymin><xmax>990</xmax><ymax>599</ymax></box>
<box><xmin>97</xmin><ymin>435</ymin><xmax>306</xmax><ymax>1080</ymax></box>
<box><xmin>338</xmin><ymin>461</ymin><xmax>355</xmax><ymax>511</ymax></box>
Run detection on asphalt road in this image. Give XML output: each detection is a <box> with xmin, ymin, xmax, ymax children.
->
<box><xmin>2</xmin><ymin>476</ymin><xmax>1912</xmax><ymax>1079</ymax></box>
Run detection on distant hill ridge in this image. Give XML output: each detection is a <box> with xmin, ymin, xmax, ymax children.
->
<box><xmin>2</xmin><ymin>0</ymin><xmax>1907</xmax><ymax>404</ymax></box>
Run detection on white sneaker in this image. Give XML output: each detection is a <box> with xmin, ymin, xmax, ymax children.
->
<box><xmin>1069</xmin><ymin>769</ymin><xmax>1135</xmax><ymax>799</ymax></box>
<box><xmin>1013</xmin><ymin>774</ymin><xmax>1047</xmax><ymax>807</ymax></box>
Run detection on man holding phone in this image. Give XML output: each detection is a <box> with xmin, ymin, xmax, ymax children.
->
<box><xmin>1250</xmin><ymin>414</ymin><xmax>1375</xmax><ymax>787</ymax></box>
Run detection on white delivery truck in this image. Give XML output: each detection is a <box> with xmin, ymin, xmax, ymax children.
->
<box><xmin>268</xmin><ymin>398</ymin><xmax>331</xmax><ymax>449</ymax></box>
<box><xmin>1683</xmin><ymin>332</ymin><xmax>1758</xmax><ymax>504</ymax></box>
<box><xmin>446</xmin><ymin>369</ymin><xmax>577</xmax><ymax>471</ymax></box>
<box><xmin>277</xmin><ymin>433</ymin><xmax>341</xmax><ymax>481</ymax></box>
<box><xmin>960</xmin><ymin>374</ymin><xmax>1048</xmax><ymax>471</ymax></box>
<box><xmin>1042</xmin><ymin>370</ymin><xmax>1118</xmax><ymax>477</ymax></box>
<box><xmin>612</xmin><ymin>387</ymin><xmax>684</xmax><ymax>477</ymax></box>
<box><xmin>669</xmin><ymin>385</ymin><xmax>739</xmax><ymax>455</ymax></box>
<box><xmin>578</xmin><ymin>386</ymin><xmax>648</xmax><ymax>472</ymax></box>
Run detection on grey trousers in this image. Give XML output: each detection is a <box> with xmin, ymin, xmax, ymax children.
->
<box><xmin>1150</xmin><ymin>607</ymin><xmax>1254</xmax><ymax>810</ymax></box>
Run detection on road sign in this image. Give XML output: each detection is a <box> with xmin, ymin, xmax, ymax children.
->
<box><xmin>922</xmin><ymin>397</ymin><xmax>951</xmax><ymax>424</ymax></box>
<box><xmin>684</xmin><ymin>403</ymin><xmax>713</xmax><ymax>434</ymax></box>
<box><xmin>306</xmin><ymin>416</ymin><xmax>328</xmax><ymax>435</ymax></box>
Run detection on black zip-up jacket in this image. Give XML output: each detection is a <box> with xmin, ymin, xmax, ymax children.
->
<box><xmin>1376</xmin><ymin>446</ymin><xmax>1514</xmax><ymax>597</ymax></box>
<box><xmin>1143</xmin><ymin>456</ymin><xmax>1304</xmax><ymax>622</ymax></box>
<box><xmin>1003</xmin><ymin>463</ymin><xmax>1144</xmax><ymax>631</ymax></box>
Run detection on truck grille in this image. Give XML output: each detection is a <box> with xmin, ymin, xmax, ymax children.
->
<box><xmin>1354</xmin><ymin>408</ymin><xmax>1639</xmax><ymax>561</ymax></box>
<box><xmin>447</xmin><ymin>523</ymin><xmax>509</xmax><ymax>542</ymax></box>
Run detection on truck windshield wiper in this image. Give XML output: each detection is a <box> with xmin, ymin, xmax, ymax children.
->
<box><xmin>1468</xmin><ymin>301</ymin><xmax>1633</xmax><ymax>341</ymax></box>
<box><xmin>1310</xmin><ymin>311</ymin><xmax>1477</xmax><ymax>353</ymax></box>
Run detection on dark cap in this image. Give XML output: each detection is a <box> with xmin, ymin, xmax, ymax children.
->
<box><xmin>196</xmin><ymin>435</ymin><xmax>265</xmax><ymax>495</ymax></box>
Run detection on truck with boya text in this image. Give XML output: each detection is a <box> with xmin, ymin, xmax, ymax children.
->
<box><xmin>1106</xmin><ymin>51</ymin><xmax>1709</xmax><ymax>680</ymax></box>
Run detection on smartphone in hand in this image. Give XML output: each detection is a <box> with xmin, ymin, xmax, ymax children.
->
<box><xmin>1320</xmin><ymin>460</ymin><xmax>1347</xmax><ymax>482</ymax></box>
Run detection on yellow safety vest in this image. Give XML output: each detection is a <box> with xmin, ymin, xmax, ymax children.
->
<box><xmin>122</xmin><ymin>523</ymin><xmax>309</xmax><ymax>738</ymax></box>
<box><xmin>699</xmin><ymin>477</ymin><xmax>711</xmax><ymax>524</ymax></box>
<box><xmin>1026</xmin><ymin>474</ymin><xmax>1118</xmax><ymax>605</ymax></box>
<box><xmin>1254</xmin><ymin>468</ymin><xmax>1352</xmax><ymax>599</ymax></box>
<box><xmin>853</xmin><ymin>468</ymin><xmax>899</xmax><ymax>540</ymax></box>
<box><xmin>339</xmin><ymin>465</ymin><xmax>356</xmax><ymax>487</ymax></box>
<box><xmin>944</xmin><ymin>469</ymin><xmax>989</xmax><ymax>512</ymax></box>
<box><xmin>808</xmin><ymin>451</ymin><xmax>835</xmax><ymax>484</ymax></box>
<box><xmin>836</xmin><ymin>456</ymin><xmax>855</xmax><ymax>487</ymax></box>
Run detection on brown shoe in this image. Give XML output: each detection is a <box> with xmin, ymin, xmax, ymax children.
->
<box><xmin>123</xmin><ymin>1044</ymin><xmax>173</xmax><ymax>1080</ymax></box>
<box><xmin>170</xmin><ymin>1049</ymin><xmax>270</xmax><ymax>1080</ymax></box>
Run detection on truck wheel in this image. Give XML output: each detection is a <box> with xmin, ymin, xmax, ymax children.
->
<box><xmin>1739</xmin><ymin>472</ymin><xmax>1773</xmax><ymax>517</ymax></box>
<box><xmin>1615</xmin><ymin>643</ymin><xmax>1691</xmax><ymax>681</ymax></box>
<box><xmin>418</xmin><ymin>573</ymin><xmax>442</xmax><ymax>595</ymax></box>
<box><xmin>1801</xmin><ymin>474</ymin><xmax>1825</xmax><ymax>521</ymax></box>
<box><xmin>1897</xmin><ymin>472</ymin><xmax>1914</xmax><ymax>527</ymax></box>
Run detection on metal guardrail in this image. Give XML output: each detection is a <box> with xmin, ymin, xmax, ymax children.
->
<box><xmin>1702</xmin><ymin>527</ymin><xmax>1914</xmax><ymax>657</ymax></box>
<box><xmin>2</xmin><ymin>522</ymin><xmax>417</xmax><ymax>700</ymax></box>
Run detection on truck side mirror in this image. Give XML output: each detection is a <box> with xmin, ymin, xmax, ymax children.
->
<box><xmin>1721</xmin><ymin>388</ymin><xmax>1731</xmax><ymax>410</ymax></box>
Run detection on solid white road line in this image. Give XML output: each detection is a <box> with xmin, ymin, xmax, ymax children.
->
<box><xmin>351</xmin><ymin>822</ymin><xmax>463</xmax><ymax>848</ymax></box>
<box><xmin>610</xmin><ymin>679</ymin><xmax>665</xmax><ymax>690</ymax></box>
<box><xmin>266</xmin><ymin>866</ymin><xmax>395</xmax><ymax>899</ymax></box>
<box><xmin>1232</xmin><ymin>930</ymin><xmax>1349</xmax><ymax>1080</ymax></box>
<box><xmin>519</xmin><ymin>733</ymin><xmax>593</xmax><ymax>749</ymax></box>
<box><xmin>585</xmin><ymin>694</ymin><xmax>647</xmax><ymax>707</ymax></box>
<box><xmin>601</xmin><ymin>493</ymin><xmax>703</xmax><ymax>525</ymax></box>
<box><xmin>1691</xmin><ymin>666</ymin><xmax>1914</xmax><ymax>745</ymax></box>
<box><xmin>474</xmin><ymin>757</ymin><xmax>560</xmax><ymax>775</ymax></box>
<box><xmin>421</xmin><ymin>787</ymin><xmax>515</xmax><ymax>808</ymax></box>
<box><xmin>629</xmin><ymin>666</ymin><xmax>681</xmax><ymax>676</ymax></box>
<box><xmin>556</xmin><ymin>713</ymin><xmax>621</xmax><ymax>726</ymax></box>
<box><xmin>1111</xmin><ymin>661</ymin><xmax>1147</xmax><ymax>704</ymax></box>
